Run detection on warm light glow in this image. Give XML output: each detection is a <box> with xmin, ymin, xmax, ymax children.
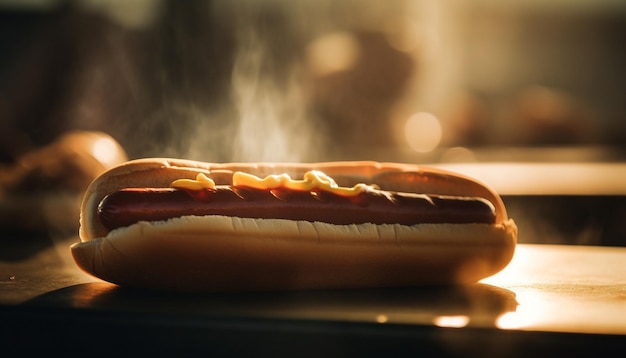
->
<box><xmin>376</xmin><ymin>314</ymin><xmax>389</xmax><ymax>323</ymax></box>
<box><xmin>495</xmin><ymin>291</ymin><xmax>546</xmax><ymax>330</ymax></box>
<box><xmin>433</xmin><ymin>315</ymin><xmax>470</xmax><ymax>328</ymax></box>
<box><xmin>306</xmin><ymin>32</ymin><xmax>360</xmax><ymax>76</ymax></box>
<box><xmin>90</xmin><ymin>137</ymin><xmax>122</xmax><ymax>167</ymax></box>
<box><xmin>432</xmin><ymin>162</ymin><xmax>626</xmax><ymax>195</ymax></box>
<box><xmin>404</xmin><ymin>112</ymin><xmax>442</xmax><ymax>152</ymax></box>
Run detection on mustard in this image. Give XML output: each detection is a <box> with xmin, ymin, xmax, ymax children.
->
<box><xmin>170</xmin><ymin>173</ymin><xmax>216</xmax><ymax>190</ymax></box>
<box><xmin>171</xmin><ymin>170</ymin><xmax>373</xmax><ymax>197</ymax></box>
<box><xmin>233</xmin><ymin>170</ymin><xmax>372</xmax><ymax>197</ymax></box>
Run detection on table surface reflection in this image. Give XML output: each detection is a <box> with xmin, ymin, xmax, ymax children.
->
<box><xmin>1</xmin><ymin>234</ymin><xmax>625</xmax><ymax>355</ymax></box>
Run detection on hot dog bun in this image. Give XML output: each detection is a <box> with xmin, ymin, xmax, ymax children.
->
<box><xmin>71</xmin><ymin>158</ymin><xmax>517</xmax><ymax>291</ymax></box>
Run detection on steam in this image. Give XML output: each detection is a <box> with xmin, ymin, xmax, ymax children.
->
<box><xmin>178</xmin><ymin>6</ymin><xmax>320</xmax><ymax>164</ymax></box>
<box><xmin>18</xmin><ymin>2</ymin><xmax>421</xmax><ymax>165</ymax></box>
<box><xmin>228</xmin><ymin>20</ymin><xmax>314</xmax><ymax>163</ymax></box>
<box><xmin>75</xmin><ymin>2</ymin><xmax>329</xmax><ymax>163</ymax></box>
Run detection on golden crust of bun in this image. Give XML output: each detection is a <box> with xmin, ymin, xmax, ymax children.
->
<box><xmin>72</xmin><ymin>158</ymin><xmax>517</xmax><ymax>291</ymax></box>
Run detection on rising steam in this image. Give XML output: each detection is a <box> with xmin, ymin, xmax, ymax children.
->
<box><xmin>178</xmin><ymin>5</ymin><xmax>321</xmax><ymax>164</ymax></box>
<box><xmin>229</xmin><ymin>22</ymin><xmax>313</xmax><ymax>163</ymax></box>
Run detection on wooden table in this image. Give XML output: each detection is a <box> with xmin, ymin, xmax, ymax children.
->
<box><xmin>1</xmin><ymin>235</ymin><xmax>625</xmax><ymax>356</ymax></box>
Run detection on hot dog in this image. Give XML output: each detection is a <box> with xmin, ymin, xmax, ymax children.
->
<box><xmin>71</xmin><ymin>158</ymin><xmax>517</xmax><ymax>291</ymax></box>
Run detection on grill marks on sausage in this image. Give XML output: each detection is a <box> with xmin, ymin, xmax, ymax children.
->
<box><xmin>97</xmin><ymin>187</ymin><xmax>496</xmax><ymax>232</ymax></box>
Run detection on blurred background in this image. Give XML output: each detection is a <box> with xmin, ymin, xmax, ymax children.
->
<box><xmin>1</xmin><ymin>0</ymin><xmax>625</xmax><ymax>245</ymax></box>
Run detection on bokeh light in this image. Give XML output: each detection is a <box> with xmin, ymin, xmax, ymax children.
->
<box><xmin>306</xmin><ymin>32</ymin><xmax>360</xmax><ymax>76</ymax></box>
<box><xmin>404</xmin><ymin>112</ymin><xmax>442</xmax><ymax>152</ymax></box>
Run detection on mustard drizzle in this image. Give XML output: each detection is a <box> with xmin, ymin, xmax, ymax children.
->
<box><xmin>170</xmin><ymin>170</ymin><xmax>373</xmax><ymax>197</ymax></box>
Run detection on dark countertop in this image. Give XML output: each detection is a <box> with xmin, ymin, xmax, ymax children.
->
<box><xmin>1</xmin><ymin>233</ymin><xmax>625</xmax><ymax>356</ymax></box>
